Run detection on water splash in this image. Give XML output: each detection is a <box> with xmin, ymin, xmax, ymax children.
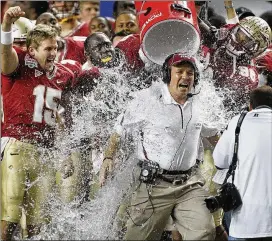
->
<box><xmin>30</xmin><ymin>56</ymin><xmax>233</xmax><ymax>240</ymax></box>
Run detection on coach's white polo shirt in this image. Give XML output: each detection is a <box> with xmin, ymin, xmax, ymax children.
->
<box><xmin>115</xmin><ymin>82</ymin><xmax>218</xmax><ymax>171</ymax></box>
<box><xmin>213</xmin><ymin>108</ymin><xmax>272</xmax><ymax>238</ymax></box>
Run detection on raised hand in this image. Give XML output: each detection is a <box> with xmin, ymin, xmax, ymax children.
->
<box><xmin>3</xmin><ymin>6</ymin><xmax>25</xmax><ymax>26</ymax></box>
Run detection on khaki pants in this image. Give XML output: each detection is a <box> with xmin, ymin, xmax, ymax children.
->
<box><xmin>1</xmin><ymin>139</ymin><xmax>55</xmax><ymax>225</ymax></box>
<box><xmin>125</xmin><ymin>173</ymin><xmax>215</xmax><ymax>240</ymax></box>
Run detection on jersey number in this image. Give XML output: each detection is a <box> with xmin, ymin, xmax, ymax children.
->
<box><xmin>33</xmin><ymin>85</ymin><xmax>63</xmax><ymax>126</ymax></box>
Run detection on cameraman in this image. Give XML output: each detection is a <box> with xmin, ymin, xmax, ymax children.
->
<box><xmin>99</xmin><ymin>53</ymin><xmax>219</xmax><ymax>240</ymax></box>
<box><xmin>213</xmin><ymin>86</ymin><xmax>272</xmax><ymax>241</ymax></box>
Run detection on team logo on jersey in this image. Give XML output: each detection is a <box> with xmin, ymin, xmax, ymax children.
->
<box><xmin>25</xmin><ymin>54</ymin><xmax>38</xmax><ymax>68</ymax></box>
<box><xmin>35</xmin><ymin>69</ymin><xmax>43</xmax><ymax>77</ymax></box>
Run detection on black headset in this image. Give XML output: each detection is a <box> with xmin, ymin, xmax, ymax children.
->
<box><xmin>162</xmin><ymin>53</ymin><xmax>200</xmax><ymax>86</ymax></box>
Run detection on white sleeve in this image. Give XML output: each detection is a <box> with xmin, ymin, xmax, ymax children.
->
<box><xmin>213</xmin><ymin>116</ymin><xmax>238</xmax><ymax>169</ymax></box>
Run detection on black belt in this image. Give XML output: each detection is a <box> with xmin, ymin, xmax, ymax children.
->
<box><xmin>159</xmin><ymin>175</ymin><xmax>190</xmax><ymax>185</ymax></box>
<box><xmin>161</xmin><ymin>159</ymin><xmax>201</xmax><ymax>176</ymax></box>
<box><xmin>158</xmin><ymin>160</ymin><xmax>201</xmax><ymax>185</ymax></box>
<box><xmin>162</xmin><ymin>169</ymin><xmax>192</xmax><ymax>175</ymax></box>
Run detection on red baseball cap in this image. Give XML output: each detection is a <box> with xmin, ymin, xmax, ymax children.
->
<box><xmin>167</xmin><ymin>53</ymin><xmax>197</xmax><ymax>70</ymax></box>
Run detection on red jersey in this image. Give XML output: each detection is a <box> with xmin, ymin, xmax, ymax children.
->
<box><xmin>60</xmin><ymin>59</ymin><xmax>82</xmax><ymax>78</ymax></box>
<box><xmin>57</xmin><ymin>36</ymin><xmax>87</xmax><ymax>65</ymax></box>
<box><xmin>66</xmin><ymin>22</ymin><xmax>90</xmax><ymax>37</ymax></box>
<box><xmin>115</xmin><ymin>34</ymin><xmax>145</xmax><ymax>72</ymax></box>
<box><xmin>1</xmin><ymin>49</ymin><xmax>77</xmax><ymax>146</ymax></box>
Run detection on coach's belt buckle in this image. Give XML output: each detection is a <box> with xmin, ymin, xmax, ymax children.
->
<box><xmin>172</xmin><ymin>174</ymin><xmax>188</xmax><ymax>185</ymax></box>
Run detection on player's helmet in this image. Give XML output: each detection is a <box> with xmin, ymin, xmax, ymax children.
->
<box><xmin>13</xmin><ymin>17</ymin><xmax>34</xmax><ymax>43</ymax></box>
<box><xmin>49</xmin><ymin>1</ymin><xmax>80</xmax><ymax>24</ymax></box>
<box><xmin>226</xmin><ymin>16</ymin><xmax>271</xmax><ymax>58</ymax></box>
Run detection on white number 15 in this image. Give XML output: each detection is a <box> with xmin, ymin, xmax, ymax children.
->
<box><xmin>33</xmin><ymin>85</ymin><xmax>63</xmax><ymax>126</ymax></box>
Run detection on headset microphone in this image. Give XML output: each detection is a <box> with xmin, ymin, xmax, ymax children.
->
<box><xmin>187</xmin><ymin>90</ymin><xmax>201</xmax><ymax>98</ymax></box>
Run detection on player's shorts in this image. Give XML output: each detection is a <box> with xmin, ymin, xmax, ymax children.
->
<box><xmin>1</xmin><ymin>138</ymin><xmax>55</xmax><ymax>225</ymax></box>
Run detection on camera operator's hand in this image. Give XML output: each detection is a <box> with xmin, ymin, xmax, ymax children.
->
<box><xmin>99</xmin><ymin>157</ymin><xmax>114</xmax><ymax>187</ymax></box>
<box><xmin>215</xmin><ymin>225</ymin><xmax>228</xmax><ymax>241</ymax></box>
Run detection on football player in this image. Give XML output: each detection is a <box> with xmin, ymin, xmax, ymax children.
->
<box><xmin>201</xmin><ymin>16</ymin><xmax>271</xmax><ymax>113</ymax></box>
<box><xmin>49</xmin><ymin>1</ymin><xmax>89</xmax><ymax>37</ymax></box>
<box><xmin>58</xmin><ymin>32</ymin><xmax>125</xmax><ymax>204</ymax></box>
<box><xmin>1</xmin><ymin>7</ymin><xmax>78</xmax><ymax>240</ymax></box>
<box><xmin>89</xmin><ymin>16</ymin><xmax>113</xmax><ymax>39</ymax></box>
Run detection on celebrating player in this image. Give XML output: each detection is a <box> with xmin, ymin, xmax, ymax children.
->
<box><xmin>1</xmin><ymin>7</ymin><xmax>77</xmax><ymax>240</ymax></box>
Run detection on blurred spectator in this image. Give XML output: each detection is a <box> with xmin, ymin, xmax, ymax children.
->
<box><xmin>36</xmin><ymin>12</ymin><xmax>86</xmax><ymax>64</ymax></box>
<box><xmin>50</xmin><ymin>1</ymin><xmax>89</xmax><ymax>37</ymax></box>
<box><xmin>79</xmin><ymin>1</ymin><xmax>100</xmax><ymax>23</ymax></box>
<box><xmin>36</xmin><ymin>12</ymin><xmax>62</xmax><ymax>35</ymax></box>
<box><xmin>114</xmin><ymin>11</ymin><xmax>139</xmax><ymax>34</ymax></box>
<box><xmin>235</xmin><ymin>7</ymin><xmax>255</xmax><ymax>21</ymax></box>
<box><xmin>260</xmin><ymin>11</ymin><xmax>272</xmax><ymax>30</ymax></box>
<box><xmin>89</xmin><ymin>16</ymin><xmax>113</xmax><ymax>39</ymax></box>
<box><xmin>12</xmin><ymin>1</ymin><xmax>49</xmax><ymax>20</ymax></box>
<box><xmin>113</xmin><ymin>1</ymin><xmax>135</xmax><ymax>19</ymax></box>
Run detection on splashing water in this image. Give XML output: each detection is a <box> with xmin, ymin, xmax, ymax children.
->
<box><xmin>27</xmin><ymin>55</ymin><xmax>235</xmax><ymax>240</ymax></box>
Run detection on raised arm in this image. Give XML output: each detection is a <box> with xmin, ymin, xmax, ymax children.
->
<box><xmin>224</xmin><ymin>0</ymin><xmax>239</xmax><ymax>24</ymax></box>
<box><xmin>1</xmin><ymin>6</ymin><xmax>25</xmax><ymax>75</ymax></box>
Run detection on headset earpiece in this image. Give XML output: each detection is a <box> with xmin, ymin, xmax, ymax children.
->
<box><xmin>162</xmin><ymin>54</ymin><xmax>174</xmax><ymax>84</ymax></box>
